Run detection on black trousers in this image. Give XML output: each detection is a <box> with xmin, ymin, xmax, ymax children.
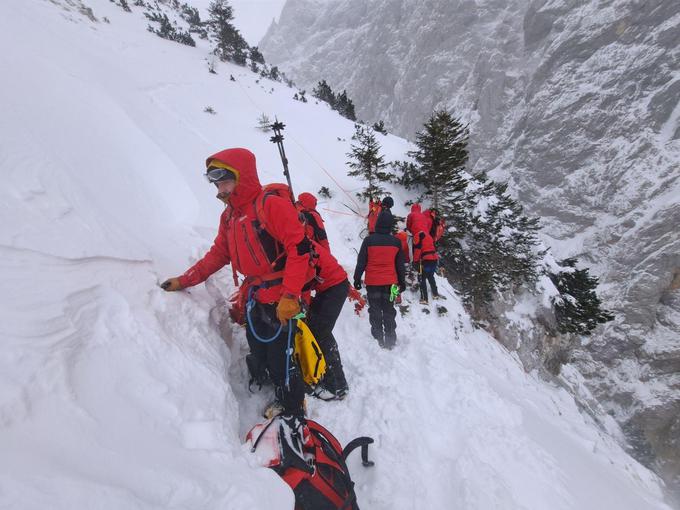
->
<box><xmin>245</xmin><ymin>303</ymin><xmax>305</xmax><ymax>416</ymax></box>
<box><xmin>308</xmin><ymin>280</ymin><xmax>349</xmax><ymax>393</ymax></box>
<box><xmin>419</xmin><ymin>261</ymin><xmax>439</xmax><ymax>301</ymax></box>
<box><xmin>366</xmin><ymin>285</ymin><xmax>397</xmax><ymax>348</ymax></box>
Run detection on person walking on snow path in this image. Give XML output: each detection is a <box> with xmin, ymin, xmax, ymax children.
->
<box><xmin>304</xmin><ymin>244</ymin><xmax>351</xmax><ymax>400</ymax></box>
<box><xmin>294</xmin><ymin>192</ymin><xmax>350</xmax><ymax>400</ymax></box>
<box><xmin>353</xmin><ymin>212</ymin><xmax>406</xmax><ymax>349</ymax></box>
<box><xmin>162</xmin><ymin>148</ymin><xmax>328</xmax><ymax>418</ymax></box>
<box><xmin>413</xmin><ymin>230</ymin><xmax>440</xmax><ymax>304</ymax></box>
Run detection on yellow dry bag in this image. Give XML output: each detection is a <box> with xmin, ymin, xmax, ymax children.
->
<box><xmin>294</xmin><ymin>320</ymin><xmax>326</xmax><ymax>385</ymax></box>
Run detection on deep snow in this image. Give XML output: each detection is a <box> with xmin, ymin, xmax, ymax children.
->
<box><xmin>0</xmin><ymin>1</ymin><xmax>672</xmax><ymax>508</ymax></box>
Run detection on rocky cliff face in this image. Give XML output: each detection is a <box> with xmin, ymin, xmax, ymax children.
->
<box><xmin>261</xmin><ymin>0</ymin><xmax>680</xmax><ymax>500</ymax></box>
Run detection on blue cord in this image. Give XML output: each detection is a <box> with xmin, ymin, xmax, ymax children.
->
<box><xmin>245</xmin><ymin>286</ymin><xmax>295</xmax><ymax>390</ymax></box>
<box><xmin>246</xmin><ymin>288</ymin><xmax>282</xmax><ymax>343</ymax></box>
<box><xmin>284</xmin><ymin>319</ymin><xmax>294</xmax><ymax>390</ymax></box>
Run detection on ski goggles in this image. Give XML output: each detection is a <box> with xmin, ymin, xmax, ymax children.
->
<box><xmin>205</xmin><ymin>165</ymin><xmax>239</xmax><ymax>184</ymax></box>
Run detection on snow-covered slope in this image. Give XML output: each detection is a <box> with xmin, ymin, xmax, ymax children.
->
<box><xmin>260</xmin><ymin>0</ymin><xmax>680</xmax><ymax>495</ymax></box>
<box><xmin>0</xmin><ymin>1</ymin><xmax>673</xmax><ymax>508</ymax></box>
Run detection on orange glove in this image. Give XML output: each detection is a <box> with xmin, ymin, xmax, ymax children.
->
<box><xmin>161</xmin><ymin>277</ymin><xmax>183</xmax><ymax>292</ymax></box>
<box><xmin>276</xmin><ymin>294</ymin><xmax>300</xmax><ymax>323</ymax></box>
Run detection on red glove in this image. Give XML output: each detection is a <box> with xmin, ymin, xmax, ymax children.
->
<box><xmin>348</xmin><ymin>287</ymin><xmax>366</xmax><ymax>314</ymax></box>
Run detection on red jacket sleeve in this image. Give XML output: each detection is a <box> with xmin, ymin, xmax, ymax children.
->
<box><xmin>263</xmin><ymin>196</ymin><xmax>311</xmax><ymax>297</ymax></box>
<box><xmin>178</xmin><ymin>209</ymin><xmax>231</xmax><ymax>288</ymax></box>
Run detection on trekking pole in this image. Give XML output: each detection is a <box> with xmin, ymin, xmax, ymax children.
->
<box><xmin>270</xmin><ymin>119</ymin><xmax>295</xmax><ymax>201</ymax></box>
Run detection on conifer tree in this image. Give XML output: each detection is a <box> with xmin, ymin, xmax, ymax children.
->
<box><xmin>312</xmin><ymin>80</ymin><xmax>336</xmax><ymax>107</ymax></box>
<box><xmin>372</xmin><ymin>120</ymin><xmax>387</xmax><ymax>134</ymax></box>
<box><xmin>249</xmin><ymin>46</ymin><xmax>265</xmax><ymax>64</ymax></box>
<box><xmin>207</xmin><ymin>0</ymin><xmax>248</xmax><ymax>64</ymax></box>
<box><xmin>441</xmin><ymin>175</ymin><xmax>542</xmax><ymax>316</ymax></box>
<box><xmin>549</xmin><ymin>259</ymin><xmax>614</xmax><ymax>335</ymax></box>
<box><xmin>181</xmin><ymin>4</ymin><xmax>207</xmax><ymax>38</ymax></box>
<box><xmin>391</xmin><ymin>160</ymin><xmax>419</xmax><ymax>187</ymax></box>
<box><xmin>408</xmin><ymin>109</ymin><xmax>468</xmax><ymax>209</ymax></box>
<box><xmin>346</xmin><ymin>124</ymin><xmax>391</xmax><ymax>200</ymax></box>
<box><xmin>335</xmin><ymin>90</ymin><xmax>356</xmax><ymax>121</ymax></box>
<box><xmin>146</xmin><ymin>12</ymin><xmax>195</xmax><ymax>47</ymax></box>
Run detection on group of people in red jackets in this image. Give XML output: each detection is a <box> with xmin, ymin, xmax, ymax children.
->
<box><xmin>355</xmin><ymin>197</ymin><xmax>444</xmax><ymax>348</ymax></box>
<box><xmin>161</xmin><ymin>147</ymin><xmax>444</xmax><ymax>420</ymax></box>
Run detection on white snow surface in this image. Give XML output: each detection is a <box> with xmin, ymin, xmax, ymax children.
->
<box><xmin>0</xmin><ymin>1</ymin><xmax>672</xmax><ymax>509</ymax></box>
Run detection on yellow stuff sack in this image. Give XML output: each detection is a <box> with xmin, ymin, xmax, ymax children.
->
<box><xmin>294</xmin><ymin>320</ymin><xmax>326</xmax><ymax>385</ymax></box>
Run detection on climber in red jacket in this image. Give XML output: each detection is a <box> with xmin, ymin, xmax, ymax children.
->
<box><xmin>406</xmin><ymin>203</ymin><xmax>429</xmax><ymax>235</ymax></box>
<box><xmin>161</xmin><ymin>148</ymin><xmax>323</xmax><ymax>417</ymax></box>
<box><xmin>424</xmin><ymin>207</ymin><xmax>445</xmax><ymax>244</ymax></box>
<box><xmin>296</xmin><ymin>192</ymin><xmax>331</xmax><ymax>250</ymax></box>
<box><xmin>413</xmin><ymin>230</ymin><xmax>440</xmax><ymax>304</ymax></box>
<box><xmin>367</xmin><ymin>198</ymin><xmax>382</xmax><ymax>234</ymax></box>
<box><xmin>394</xmin><ymin>229</ymin><xmax>411</xmax><ymax>264</ymax></box>
<box><xmin>353</xmin><ymin>211</ymin><xmax>406</xmax><ymax>349</ymax></box>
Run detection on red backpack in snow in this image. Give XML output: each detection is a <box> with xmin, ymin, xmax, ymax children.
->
<box><xmin>247</xmin><ymin>415</ymin><xmax>374</xmax><ymax>510</ymax></box>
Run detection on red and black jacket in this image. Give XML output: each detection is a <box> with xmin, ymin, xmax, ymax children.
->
<box><xmin>354</xmin><ymin>212</ymin><xmax>405</xmax><ymax>287</ymax></box>
<box><xmin>413</xmin><ymin>230</ymin><xmax>439</xmax><ymax>263</ymax></box>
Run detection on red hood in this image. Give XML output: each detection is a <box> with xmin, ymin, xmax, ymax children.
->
<box><xmin>411</xmin><ymin>203</ymin><xmax>422</xmax><ymax>213</ymax></box>
<box><xmin>206</xmin><ymin>148</ymin><xmax>262</xmax><ymax>209</ymax></box>
<box><xmin>297</xmin><ymin>192</ymin><xmax>317</xmax><ymax>210</ymax></box>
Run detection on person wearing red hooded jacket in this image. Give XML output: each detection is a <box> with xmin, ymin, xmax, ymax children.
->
<box><xmin>294</xmin><ymin>192</ymin><xmax>350</xmax><ymax>399</ymax></box>
<box><xmin>412</xmin><ymin>230</ymin><xmax>440</xmax><ymax>304</ymax></box>
<box><xmin>161</xmin><ymin>148</ymin><xmax>344</xmax><ymax>417</ymax></box>
<box><xmin>296</xmin><ymin>192</ymin><xmax>330</xmax><ymax>251</ymax></box>
<box><xmin>406</xmin><ymin>203</ymin><xmax>429</xmax><ymax>236</ymax></box>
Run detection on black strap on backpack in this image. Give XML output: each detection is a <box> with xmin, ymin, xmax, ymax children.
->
<box><xmin>342</xmin><ymin>437</ymin><xmax>375</xmax><ymax>467</ymax></box>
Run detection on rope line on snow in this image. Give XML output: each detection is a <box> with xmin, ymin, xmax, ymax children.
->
<box><xmin>232</xmin><ymin>74</ymin><xmax>364</xmax><ymax>214</ymax></box>
<box><xmin>321</xmin><ymin>207</ymin><xmax>359</xmax><ymax>217</ymax></box>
